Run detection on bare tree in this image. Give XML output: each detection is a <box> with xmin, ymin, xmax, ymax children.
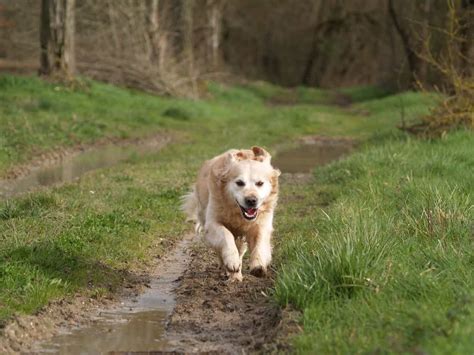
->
<box><xmin>146</xmin><ymin>0</ymin><xmax>159</xmax><ymax>62</ymax></box>
<box><xmin>39</xmin><ymin>0</ymin><xmax>76</xmax><ymax>78</ymax></box>
<box><xmin>301</xmin><ymin>1</ymin><xmax>324</xmax><ymax>85</ymax></box>
<box><xmin>387</xmin><ymin>0</ymin><xmax>432</xmax><ymax>87</ymax></box>
<box><xmin>387</xmin><ymin>0</ymin><xmax>418</xmax><ymax>85</ymax></box>
<box><xmin>401</xmin><ymin>0</ymin><xmax>473</xmax><ymax>136</ymax></box>
<box><xmin>3</xmin><ymin>0</ymin><xmax>463</xmax><ymax>92</ymax></box>
<box><xmin>460</xmin><ymin>0</ymin><xmax>474</xmax><ymax>77</ymax></box>
<box><xmin>206</xmin><ymin>0</ymin><xmax>225</xmax><ymax>69</ymax></box>
<box><xmin>106</xmin><ymin>0</ymin><xmax>121</xmax><ymax>54</ymax></box>
<box><xmin>182</xmin><ymin>0</ymin><xmax>197</xmax><ymax>96</ymax></box>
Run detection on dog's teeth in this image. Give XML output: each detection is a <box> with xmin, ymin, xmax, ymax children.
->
<box><xmin>244</xmin><ymin>210</ymin><xmax>256</xmax><ymax>218</ymax></box>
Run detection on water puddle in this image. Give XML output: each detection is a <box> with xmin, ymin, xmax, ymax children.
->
<box><xmin>273</xmin><ymin>137</ymin><xmax>355</xmax><ymax>173</ymax></box>
<box><xmin>34</xmin><ymin>236</ymin><xmax>192</xmax><ymax>354</ymax></box>
<box><xmin>0</xmin><ymin>137</ymin><xmax>169</xmax><ymax>199</ymax></box>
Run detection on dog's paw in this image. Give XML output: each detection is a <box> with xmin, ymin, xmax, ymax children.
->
<box><xmin>250</xmin><ymin>266</ymin><xmax>267</xmax><ymax>278</ymax></box>
<box><xmin>227</xmin><ymin>270</ymin><xmax>243</xmax><ymax>282</ymax></box>
<box><xmin>222</xmin><ymin>250</ymin><xmax>241</xmax><ymax>273</ymax></box>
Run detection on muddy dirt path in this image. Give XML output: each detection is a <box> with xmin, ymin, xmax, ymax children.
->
<box><xmin>165</xmin><ymin>241</ymin><xmax>286</xmax><ymax>354</ymax></box>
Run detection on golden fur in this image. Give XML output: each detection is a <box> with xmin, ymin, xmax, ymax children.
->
<box><xmin>183</xmin><ymin>146</ymin><xmax>280</xmax><ymax>281</ymax></box>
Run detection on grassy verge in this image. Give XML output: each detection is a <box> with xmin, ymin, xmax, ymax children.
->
<box><xmin>0</xmin><ymin>75</ymin><xmax>435</xmax><ymax>329</ymax></box>
<box><xmin>274</xmin><ymin>130</ymin><xmax>473</xmax><ymax>353</ymax></box>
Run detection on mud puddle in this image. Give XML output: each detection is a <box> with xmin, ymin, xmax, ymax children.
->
<box><xmin>32</xmin><ymin>236</ymin><xmax>193</xmax><ymax>354</ymax></box>
<box><xmin>273</xmin><ymin>136</ymin><xmax>356</xmax><ymax>173</ymax></box>
<box><xmin>0</xmin><ymin>136</ymin><xmax>169</xmax><ymax>199</ymax></box>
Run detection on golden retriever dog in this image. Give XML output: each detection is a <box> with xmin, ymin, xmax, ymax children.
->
<box><xmin>182</xmin><ymin>146</ymin><xmax>280</xmax><ymax>281</ymax></box>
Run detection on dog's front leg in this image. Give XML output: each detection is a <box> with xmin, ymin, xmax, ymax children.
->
<box><xmin>204</xmin><ymin>223</ymin><xmax>242</xmax><ymax>280</ymax></box>
<box><xmin>248</xmin><ymin>217</ymin><xmax>273</xmax><ymax>277</ymax></box>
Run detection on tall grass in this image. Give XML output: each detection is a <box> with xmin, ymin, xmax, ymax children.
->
<box><xmin>275</xmin><ymin>130</ymin><xmax>474</xmax><ymax>353</ymax></box>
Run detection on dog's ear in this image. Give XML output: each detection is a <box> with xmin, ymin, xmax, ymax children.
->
<box><xmin>252</xmin><ymin>146</ymin><xmax>271</xmax><ymax>163</ymax></box>
<box><xmin>226</xmin><ymin>150</ymin><xmax>239</xmax><ymax>164</ymax></box>
<box><xmin>273</xmin><ymin>168</ymin><xmax>281</xmax><ymax>177</ymax></box>
<box><xmin>212</xmin><ymin>150</ymin><xmax>237</xmax><ymax>182</ymax></box>
<box><xmin>234</xmin><ymin>151</ymin><xmax>247</xmax><ymax>161</ymax></box>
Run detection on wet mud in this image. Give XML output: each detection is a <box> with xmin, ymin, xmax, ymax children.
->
<box><xmin>165</xmin><ymin>242</ymin><xmax>284</xmax><ymax>354</ymax></box>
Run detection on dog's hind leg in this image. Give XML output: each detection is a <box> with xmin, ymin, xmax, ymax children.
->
<box><xmin>181</xmin><ymin>187</ymin><xmax>205</xmax><ymax>238</ymax></box>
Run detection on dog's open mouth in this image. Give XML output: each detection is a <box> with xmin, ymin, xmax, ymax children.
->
<box><xmin>239</xmin><ymin>205</ymin><xmax>258</xmax><ymax>221</ymax></box>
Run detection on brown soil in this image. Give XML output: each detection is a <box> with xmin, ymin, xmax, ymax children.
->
<box><xmin>1</xmin><ymin>133</ymin><xmax>172</xmax><ymax>180</ymax></box>
<box><xmin>165</xmin><ymin>241</ymin><xmax>295</xmax><ymax>354</ymax></box>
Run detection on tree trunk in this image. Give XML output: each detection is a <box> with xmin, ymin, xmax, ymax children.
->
<box><xmin>460</xmin><ymin>0</ymin><xmax>474</xmax><ymax>77</ymax></box>
<box><xmin>207</xmin><ymin>0</ymin><xmax>223</xmax><ymax>69</ymax></box>
<box><xmin>301</xmin><ymin>1</ymin><xmax>324</xmax><ymax>86</ymax></box>
<box><xmin>147</xmin><ymin>0</ymin><xmax>160</xmax><ymax>64</ymax></box>
<box><xmin>387</xmin><ymin>0</ymin><xmax>419</xmax><ymax>86</ymax></box>
<box><xmin>39</xmin><ymin>0</ymin><xmax>76</xmax><ymax>78</ymax></box>
<box><xmin>417</xmin><ymin>0</ymin><xmax>432</xmax><ymax>83</ymax></box>
<box><xmin>182</xmin><ymin>0</ymin><xmax>197</xmax><ymax>96</ymax></box>
<box><xmin>107</xmin><ymin>0</ymin><xmax>121</xmax><ymax>54</ymax></box>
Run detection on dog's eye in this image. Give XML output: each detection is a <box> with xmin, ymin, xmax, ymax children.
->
<box><xmin>256</xmin><ymin>181</ymin><xmax>264</xmax><ymax>187</ymax></box>
<box><xmin>235</xmin><ymin>180</ymin><xmax>245</xmax><ymax>187</ymax></box>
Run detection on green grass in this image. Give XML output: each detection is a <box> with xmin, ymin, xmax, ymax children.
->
<box><xmin>274</xmin><ymin>130</ymin><xmax>474</xmax><ymax>353</ymax></box>
<box><xmin>0</xmin><ymin>73</ymin><xmax>444</xmax><ymax>344</ymax></box>
<box><xmin>0</xmin><ymin>74</ymin><xmax>430</xmax><ymax>175</ymax></box>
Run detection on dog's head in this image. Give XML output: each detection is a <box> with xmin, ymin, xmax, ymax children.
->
<box><xmin>214</xmin><ymin>146</ymin><xmax>280</xmax><ymax>221</ymax></box>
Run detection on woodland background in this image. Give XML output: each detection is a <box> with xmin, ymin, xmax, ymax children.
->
<box><xmin>0</xmin><ymin>0</ymin><xmax>472</xmax><ymax>96</ymax></box>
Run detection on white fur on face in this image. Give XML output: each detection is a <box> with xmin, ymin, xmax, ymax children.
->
<box><xmin>226</xmin><ymin>159</ymin><xmax>274</xmax><ymax>209</ymax></box>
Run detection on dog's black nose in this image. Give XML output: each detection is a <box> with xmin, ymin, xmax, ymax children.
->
<box><xmin>245</xmin><ymin>196</ymin><xmax>257</xmax><ymax>207</ymax></box>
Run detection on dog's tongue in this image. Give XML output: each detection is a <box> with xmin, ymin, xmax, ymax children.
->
<box><xmin>246</xmin><ymin>208</ymin><xmax>257</xmax><ymax>215</ymax></box>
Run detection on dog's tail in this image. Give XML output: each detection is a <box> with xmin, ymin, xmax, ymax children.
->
<box><xmin>181</xmin><ymin>186</ymin><xmax>202</xmax><ymax>234</ymax></box>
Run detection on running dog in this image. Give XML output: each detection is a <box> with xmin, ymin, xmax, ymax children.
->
<box><xmin>182</xmin><ymin>146</ymin><xmax>280</xmax><ymax>281</ymax></box>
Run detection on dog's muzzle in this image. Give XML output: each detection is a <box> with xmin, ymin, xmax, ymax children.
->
<box><xmin>236</xmin><ymin>201</ymin><xmax>258</xmax><ymax>221</ymax></box>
